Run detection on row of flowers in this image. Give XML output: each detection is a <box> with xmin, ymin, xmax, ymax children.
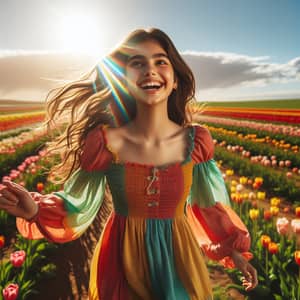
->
<box><xmin>201</xmin><ymin>106</ymin><xmax>300</xmax><ymax>124</ymax></box>
<box><xmin>208</xmin><ymin>124</ymin><xmax>299</xmax><ymax>155</ymax></box>
<box><xmin>215</xmin><ymin>146</ymin><xmax>300</xmax><ymax>202</ymax></box>
<box><xmin>192</xmin><ymin>115</ymin><xmax>300</xmax><ymax>143</ymax></box>
<box><xmin>0</xmin><ymin>126</ymin><xmax>47</xmax><ymax>155</ymax></box>
<box><xmin>208</xmin><ymin>127</ymin><xmax>300</xmax><ymax>173</ymax></box>
<box><xmin>218</xmin><ymin>141</ymin><xmax>300</xmax><ymax>179</ymax></box>
<box><xmin>0</xmin><ymin>135</ymin><xmax>51</xmax><ymax>180</ymax></box>
<box><xmin>0</xmin><ymin>112</ymin><xmax>45</xmax><ymax>132</ymax></box>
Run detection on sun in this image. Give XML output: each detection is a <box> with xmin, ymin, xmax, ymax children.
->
<box><xmin>58</xmin><ymin>13</ymin><xmax>102</xmax><ymax>55</ymax></box>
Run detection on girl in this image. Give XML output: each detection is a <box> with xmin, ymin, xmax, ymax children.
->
<box><xmin>0</xmin><ymin>28</ymin><xmax>257</xmax><ymax>299</ymax></box>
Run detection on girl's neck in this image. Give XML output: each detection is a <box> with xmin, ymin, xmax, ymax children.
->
<box><xmin>129</xmin><ymin>102</ymin><xmax>180</xmax><ymax>142</ymax></box>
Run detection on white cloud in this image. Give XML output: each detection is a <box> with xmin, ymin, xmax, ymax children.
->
<box><xmin>181</xmin><ymin>51</ymin><xmax>300</xmax><ymax>90</ymax></box>
<box><xmin>0</xmin><ymin>49</ymin><xmax>299</xmax><ymax>101</ymax></box>
<box><xmin>0</xmin><ymin>50</ymin><xmax>97</xmax><ymax>101</ymax></box>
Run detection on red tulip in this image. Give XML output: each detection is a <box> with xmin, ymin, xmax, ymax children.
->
<box><xmin>0</xmin><ymin>235</ymin><xmax>5</xmax><ymax>248</ymax></box>
<box><xmin>2</xmin><ymin>283</ymin><xmax>19</xmax><ymax>300</ymax></box>
<box><xmin>268</xmin><ymin>242</ymin><xmax>279</xmax><ymax>255</ymax></box>
<box><xmin>295</xmin><ymin>207</ymin><xmax>300</xmax><ymax>218</ymax></box>
<box><xmin>251</xmin><ymin>200</ymin><xmax>258</xmax><ymax>208</ymax></box>
<box><xmin>295</xmin><ymin>251</ymin><xmax>300</xmax><ymax>266</ymax></box>
<box><xmin>263</xmin><ymin>210</ymin><xmax>272</xmax><ymax>221</ymax></box>
<box><xmin>10</xmin><ymin>250</ymin><xmax>26</xmax><ymax>267</ymax></box>
<box><xmin>252</xmin><ymin>182</ymin><xmax>260</xmax><ymax>189</ymax></box>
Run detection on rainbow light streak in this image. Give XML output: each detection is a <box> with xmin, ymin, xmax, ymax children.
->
<box><xmin>97</xmin><ymin>61</ymin><xmax>130</xmax><ymax>124</ymax></box>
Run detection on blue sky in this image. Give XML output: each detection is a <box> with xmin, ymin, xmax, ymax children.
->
<box><xmin>0</xmin><ymin>0</ymin><xmax>299</xmax><ymax>101</ymax></box>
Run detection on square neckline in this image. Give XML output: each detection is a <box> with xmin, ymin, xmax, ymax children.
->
<box><xmin>100</xmin><ymin>124</ymin><xmax>195</xmax><ymax>170</ymax></box>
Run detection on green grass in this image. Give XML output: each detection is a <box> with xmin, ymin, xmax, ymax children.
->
<box><xmin>201</xmin><ymin>99</ymin><xmax>300</xmax><ymax>109</ymax></box>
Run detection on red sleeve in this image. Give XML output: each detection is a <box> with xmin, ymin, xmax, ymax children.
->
<box><xmin>191</xmin><ymin>125</ymin><xmax>214</xmax><ymax>163</ymax></box>
<box><xmin>80</xmin><ymin>125</ymin><xmax>113</xmax><ymax>171</ymax></box>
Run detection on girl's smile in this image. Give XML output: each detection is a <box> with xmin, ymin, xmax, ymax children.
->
<box><xmin>125</xmin><ymin>40</ymin><xmax>177</xmax><ymax>105</ymax></box>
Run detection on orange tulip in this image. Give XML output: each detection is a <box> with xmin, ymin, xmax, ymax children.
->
<box><xmin>268</xmin><ymin>242</ymin><xmax>279</xmax><ymax>255</ymax></box>
<box><xmin>261</xmin><ymin>235</ymin><xmax>271</xmax><ymax>248</ymax></box>
<box><xmin>36</xmin><ymin>182</ymin><xmax>44</xmax><ymax>193</ymax></box>
<box><xmin>295</xmin><ymin>207</ymin><xmax>300</xmax><ymax>218</ymax></box>
<box><xmin>254</xmin><ymin>177</ymin><xmax>263</xmax><ymax>184</ymax></box>
<box><xmin>283</xmin><ymin>207</ymin><xmax>290</xmax><ymax>213</ymax></box>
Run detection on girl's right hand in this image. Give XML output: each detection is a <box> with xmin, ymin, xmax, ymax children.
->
<box><xmin>0</xmin><ymin>180</ymin><xmax>38</xmax><ymax>220</ymax></box>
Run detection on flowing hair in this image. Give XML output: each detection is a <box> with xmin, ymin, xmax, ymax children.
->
<box><xmin>45</xmin><ymin>28</ymin><xmax>198</xmax><ymax>183</ymax></box>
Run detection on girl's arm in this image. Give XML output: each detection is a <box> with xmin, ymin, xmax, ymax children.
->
<box><xmin>0</xmin><ymin>125</ymin><xmax>109</xmax><ymax>243</ymax></box>
<box><xmin>187</xmin><ymin>125</ymin><xmax>257</xmax><ymax>290</ymax></box>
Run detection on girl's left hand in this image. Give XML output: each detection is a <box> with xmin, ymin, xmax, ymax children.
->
<box><xmin>230</xmin><ymin>250</ymin><xmax>258</xmax><ymax>291</ymax></box>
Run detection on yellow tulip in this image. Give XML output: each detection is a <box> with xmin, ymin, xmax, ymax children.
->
<box><xmin>231</xmin><ymin>186</ymin><xmax>236</xmax><ymax>193</ymax></box>
<box><xmin>239</xmin><ymin>176</ymin><xmax>248</xmax><ymax>185</ymax></box>
<box><xmin>226</xmin><ymin>169</ymin><xmax>234</xmax><ymax>176</ymax></box>
<box><xmin>270</xmin><ymin>206</ymin><xmax>279</xmax><ymax>216</ymax></box>
<box><xmin>231</xmin><ymin>180</ymin><xmax>238</xmax><ymax>186</ymax></box>
<box><xmin>242</xmin><ymin>192</ymin><xmax>249</xmax><ymax>200</ymax></box>
<box><xmin>257</xmin><ymin>191</ymin><xmax>266</xmax><ymax>200</ymax></box>
<box><xmin>270</xmin><ymin>197</ymin><xmax>281</xmax><ymax>207</ymax></box>
<box><xmin>249</xmin><ymin>209</ymin><xmax>259</xmax><ymax>220</ymax></box>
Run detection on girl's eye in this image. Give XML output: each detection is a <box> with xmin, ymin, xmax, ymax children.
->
<box><xmin>130</xmin><ymin>61</ymin><xmax>144</xmax><ymax>68</ymax></box>
<box><xmin>156</xmin><ymin>60</ymin><xmax>168</xmax><ymax>65</ymax></box>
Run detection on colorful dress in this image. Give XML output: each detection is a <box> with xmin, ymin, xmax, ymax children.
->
<box><xmin>17</xmin><ymin>124</ymin><xmax>252</xmax><ymax>300</ymax></box>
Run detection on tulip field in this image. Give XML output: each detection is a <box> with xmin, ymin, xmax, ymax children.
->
<box><xmin>0</xmin><ymin>99</ymin><xmax>300</xmax><ymax>299</ymax></box>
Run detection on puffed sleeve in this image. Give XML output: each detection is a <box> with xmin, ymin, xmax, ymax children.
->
<box><xmin>186</xmin><ymin>125</ymin><xmax>252</xmax><ymax>268</ymax></box>
<box><xmin>16</xmin><ymin>125</ymin><xmax>112</xmax><ymax>243</ymax></box>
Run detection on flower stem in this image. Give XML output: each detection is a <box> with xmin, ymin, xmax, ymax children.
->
<box><xmin>265</xmin><ymin>249</ymin><xmax>269</xmax><ymax>277</ymax></box>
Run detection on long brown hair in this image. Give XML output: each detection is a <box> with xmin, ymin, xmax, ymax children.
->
<box><xmin>45</xmin><ymin>28</ymin><xmax>196</xmax><ymax>183</ymax></box>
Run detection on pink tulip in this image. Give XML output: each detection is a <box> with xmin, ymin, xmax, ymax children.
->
<box><xmin>276</xmin><ymin>217</ymin><xmax>289</xmax><ymax>235</ymax></box>
<box><xmin>2</xmin><ymin>283</ymin><xmax>19</xmax><ymax>300</ymax></box>
<box><xmin>291</xmin><ymin>219</ymin><xmax>300</xmax><ymax>234</ymax></box>
<box><xmin>10</xmin><ymin>250</ymin><xmax>26</xmax><ymax>267</ymax></box>
<box><xmin>17</xmin><ymin>165</ymin><xmax>25</xmax><ymax>172</ymax></box>
<box><xmin>25</xmin><ymin>157</ymin><xmax>32</xmax><ymax>164</ymax></box>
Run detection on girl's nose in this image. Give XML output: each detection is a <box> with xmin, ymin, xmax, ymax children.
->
<box><xmin>143</xmin><ymin>62</ymin><xmax>157</xmax><ymax>76</ymax></box>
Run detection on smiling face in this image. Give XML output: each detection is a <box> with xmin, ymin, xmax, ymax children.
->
<box><xmin>124</xmin><ymin>39</ymin><xmax>177</xmax><ymax>106</ymax></box>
